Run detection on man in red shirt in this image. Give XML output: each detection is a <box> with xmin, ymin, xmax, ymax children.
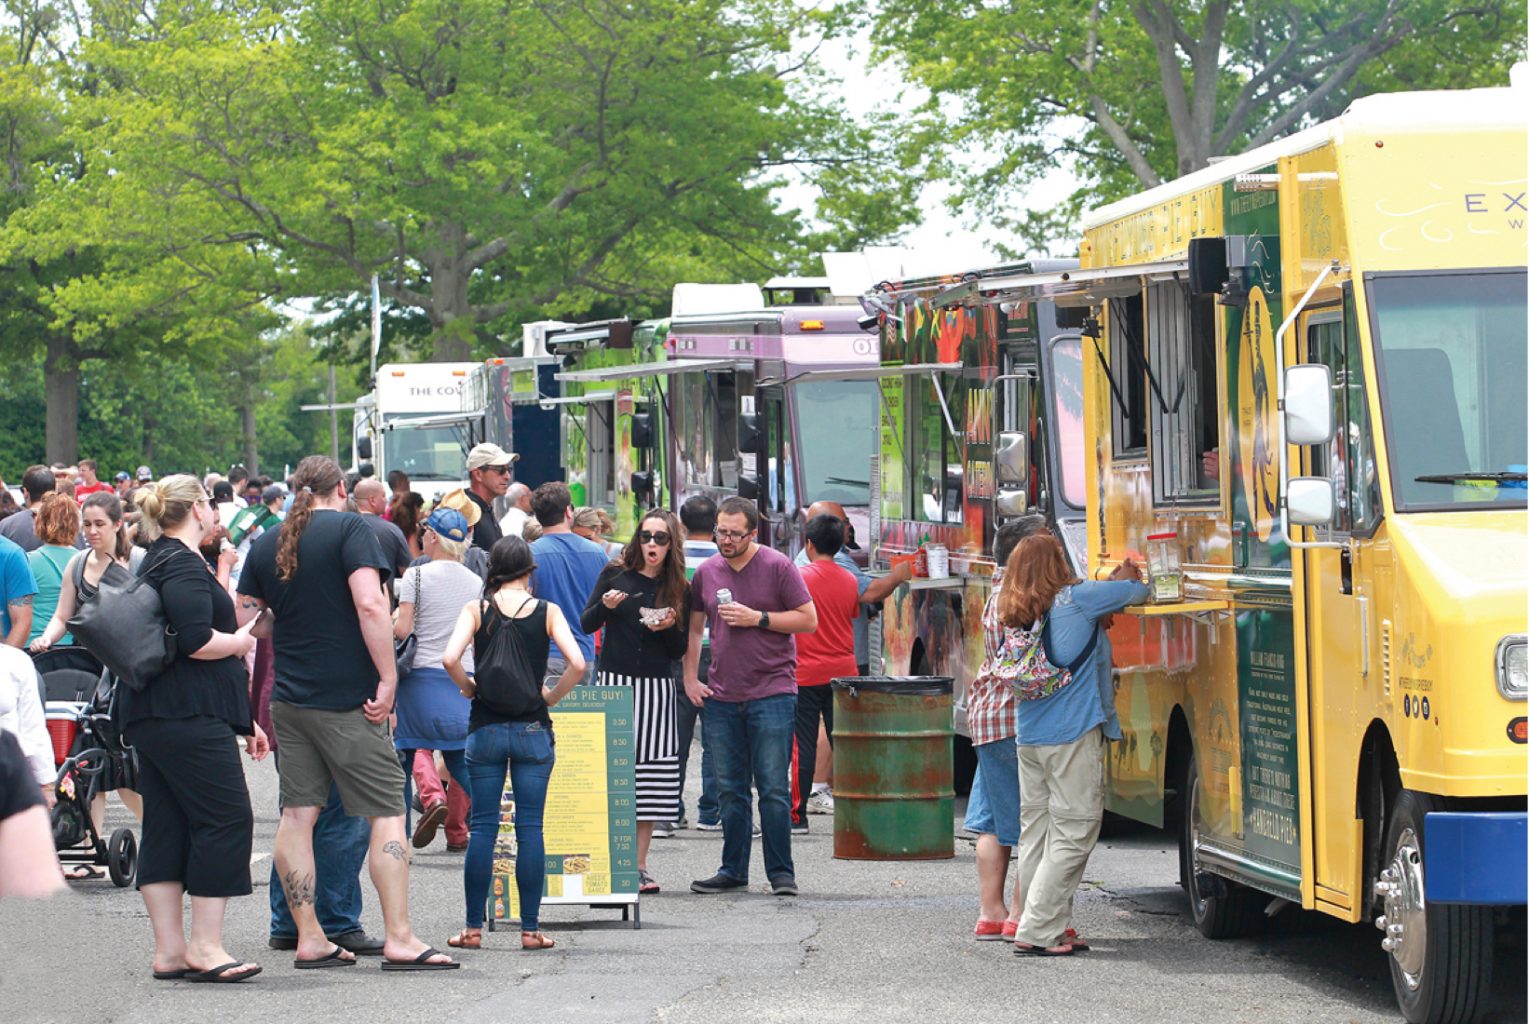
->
<box><xmin>791</xmin><ymin>514</ymin><xmax>860</xmax><ymax>833</ymax></box>
<box><xmin>72</xmin><ymin>459</ymin><xmax>111</xmax><ymax>499</ymax></box>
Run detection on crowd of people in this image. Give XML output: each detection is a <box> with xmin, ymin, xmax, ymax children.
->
<box><xmin>0</xmin><ymin>443</ymin><xmax>1146</xmax><ymax>974</ymax></box>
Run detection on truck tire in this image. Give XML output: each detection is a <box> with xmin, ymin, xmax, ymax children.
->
<box><xmin>1375</xmin><ymin>789</ymin><xmax>1493</xmax><ymax>1024</ymax></box>
<box><xmin>1179</xmin><ymin>753</ymin><xmax>1263</xmax><ymax>939</ymax></box>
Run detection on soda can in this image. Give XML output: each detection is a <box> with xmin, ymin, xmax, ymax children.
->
<box><xmin>717</xmin><ymin>588</ymin><xmax>734</xmax><ymax>606</ymax></box>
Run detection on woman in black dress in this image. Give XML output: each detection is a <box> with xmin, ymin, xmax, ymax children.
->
<box><xmin>123</xmin><ymin>475</ymin><xmax>270</xmax><ymax>982</ymax></box>
<box><xmin>580</xmin><ymin>508</ymin><xmax>689</xmax><ymax>894</ymax></box>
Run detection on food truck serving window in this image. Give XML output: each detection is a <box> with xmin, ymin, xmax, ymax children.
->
<box><xmin>1107</xmin><ymin>294</ymin><xmax>1149</xmax><ymax>458</ymax></box>
<box><xmin>1147</xmin><ymin>281</ymin><xmax>1219</xmax><ymax>506</ymax></box>
<box><xmin>911</xmin><ymin>374</ymin><xmax>964</xmax><ymax>524</ymax></box>
<box><xmin>1368</xmin><ymin>269</ymin><xmax>1528</xmax><ymax>511</ymax></box>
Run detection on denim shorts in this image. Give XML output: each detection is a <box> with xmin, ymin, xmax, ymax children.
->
<box><xmin>962</xmin><ymin>737</ymin><xmax>1020</xmax><ymax>847</ymax></box>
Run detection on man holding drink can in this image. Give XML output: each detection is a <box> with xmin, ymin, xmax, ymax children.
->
<box><xmin>684</xmin><ymin>497</ymin><xmax>817</xmax><ymax>897</ymax></box>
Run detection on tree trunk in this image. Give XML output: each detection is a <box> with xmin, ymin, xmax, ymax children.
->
<box><xmin>240</xmin><ymin>403</ymin><xmax>259</xmax><ymax>477</ymax></box>
<box><xmin>43</xmin><ymin>334</ymin><xmax>80</xmax><ymax>466</ymax></box>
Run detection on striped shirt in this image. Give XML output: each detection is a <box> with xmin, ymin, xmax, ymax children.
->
<box><xmin>966</xmin><ymin>574</ymin><xmax>1018</xmax><ymax>747</ymax></box>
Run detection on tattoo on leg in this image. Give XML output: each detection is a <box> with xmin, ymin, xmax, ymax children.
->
<box><xmin>383</xmin><ymin>840</ymin><xmax>409</xmax><ymax>863</ymax></box>
<box><xmin>282</xmin><ymin>869</ymin><xmax>316</xmax><ymax>908</ymax></box>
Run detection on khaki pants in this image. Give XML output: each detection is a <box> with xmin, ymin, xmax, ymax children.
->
<box><xmin>1013</xmin><ymin>726</ymin><xmax>1105</xmax><ymax>948</ymax></box>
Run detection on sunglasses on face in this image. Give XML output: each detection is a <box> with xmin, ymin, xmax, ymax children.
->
<box><xmin>638</xmin><ymin>530</ymin><xmax>671</xmax><ymax>546</ymax></box>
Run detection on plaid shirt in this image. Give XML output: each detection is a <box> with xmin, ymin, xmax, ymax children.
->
<box><xmin>966</xmin><ymin>574</ymin><xmax>1018</xmax><ymax>747</ymax></box>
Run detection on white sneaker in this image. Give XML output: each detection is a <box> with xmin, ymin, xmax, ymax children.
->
<box><xmin>807</xmin><ymin>789</ymin><xmax>835</xmax><ymax>815</ymax></box>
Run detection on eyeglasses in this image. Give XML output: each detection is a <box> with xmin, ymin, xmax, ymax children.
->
<box><xmin>638</xmin><ymin>530</ymin><xmax>671</xmax><ymax>546</ymax></box>
<box><xmin>714</xmin><ymin>528</ymin><xmax>751</xmax><ymax>541</ymax></box>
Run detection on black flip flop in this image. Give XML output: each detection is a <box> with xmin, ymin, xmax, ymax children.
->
<box><xmin>186</xmin><ymin>962</ymin><xmax>263</xmax><ymax>983</ymax></box>
<box><xmin>151</xmin><ymin>968</ymin><xmax>189</xmax><ymax>981</ymax></box>
<box><xmin>380</xmin><ymin>947</ymin><xmax>460</xmax><ymax>971</ymax></box>
<box><xmin>294</xmin><ymin>946</ymin><xmax>356</xmax><ymax>969</ymax></box>
<box><xmin>1012</xmin><ymin>941</ymin><xmax>1074</xmax><ymax>958</ymax></box>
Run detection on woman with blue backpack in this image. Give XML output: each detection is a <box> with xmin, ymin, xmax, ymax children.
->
<box><xmin>440</xmin><ymin>535</ymin><xmax>585</xmax><ymax>953</ymax></box>
<box><xmin>998</xmin><ymin>532</ymin><xmax>1147</xmax><ymax>957</ymax></box>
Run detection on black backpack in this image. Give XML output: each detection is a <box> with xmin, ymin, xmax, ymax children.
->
<box><xmin>474</xmin><ymin>597</ymin><xmax>546</xmax><ymax>717</ymax></box>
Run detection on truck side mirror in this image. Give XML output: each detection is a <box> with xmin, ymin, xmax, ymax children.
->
<box><xmin>737</xmin><ymin>473</ymin><xmax>761</xmax><ymax>501</ymax></box>
<box><xmin>738</xmin><ymin>411</ymin><xmax>763</xmax><ymax>455</ymax></box>
<box><xmin>631</xmin><ymin>412</ymin><xmax>653</xmax><ymax>450</ymax></box>
<box><xmin>356</xmin><ymin>436</ymin><xmax>373</xmax><ymax>461</ymax></box>
<box><xmin>1287</xmin><ymin>478</ymin><xmax>1335</xmax><ymax>526</ymax></box>
<box><xmin>996</xmin><ymin>490</ymin><xmax>1028</xmax><ymax>517</ymax></box>
<box><xmin>995</xmin><ymin>431</ymin><xmax>1029</xmax><ymax>488</ymax></box>
<box><xmin>1284</xmin><ymin>364</ymin><xmax>1335</xmax><ymax>445</ymax></box>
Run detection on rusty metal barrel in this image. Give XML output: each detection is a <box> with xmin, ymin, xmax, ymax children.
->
<box><xmin>830</xmin><ymin>676</ymin><xmax>954</xmax><ymax>860</ymax></box>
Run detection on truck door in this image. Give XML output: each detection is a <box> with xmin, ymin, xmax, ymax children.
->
<box><xmin>1297</xmin><ymin>295</ymin><xmax>1383</xmax><ymax>917</ymax></box>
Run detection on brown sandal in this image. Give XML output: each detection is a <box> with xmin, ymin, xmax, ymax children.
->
<box><xmin>521</xmin><ymin>931</ymin><xmax>556</xmax><ymax>950</ymax></box>
<box><xmin>447</xmin><ymin>929</ymin><xmax>482</xmax><ymax>949</ymax></box>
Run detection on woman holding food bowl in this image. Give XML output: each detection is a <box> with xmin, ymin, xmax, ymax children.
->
<box><xmin>441</xmin><ymin>536</ymin><xmax>585</xmax><ymax>952</ymax></box>
<box><xmin>580</xmin><ymin>508</ymin><xmax>690</xmax><ymax>894</ymax></box>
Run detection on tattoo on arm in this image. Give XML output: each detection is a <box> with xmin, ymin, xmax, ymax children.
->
<box><xmin>8</xmin><ymin>595</ymin><xmax>32</xmax><ymax>608</ymax></box>
<box><xmin>382</xmin><ymin>840</ymin><xmax>409</xmax><ymax>863</ymax></box>
<box><xmin>281</xmin><ymin>869</ymin><xmax>316</xmax><ymax>909</ymax></box>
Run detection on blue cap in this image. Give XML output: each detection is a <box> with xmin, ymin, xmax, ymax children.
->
<box><xmin>426</xmin><ymin>507</ymin><xmax>470</xmax><ymax>543</ymax></box>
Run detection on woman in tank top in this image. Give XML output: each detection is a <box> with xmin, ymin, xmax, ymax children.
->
<box><xmin>441</xmin><ymin>535</ymin><xmax>585</xmax><ymax>952</ymax></box>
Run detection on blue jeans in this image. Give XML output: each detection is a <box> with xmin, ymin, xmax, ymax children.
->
<box><xmin>269</xmin><ymin>778</ymin><xmax>371</xmax><ymax>939</ymax></box>
<box><xmin>704</xmin><ymin>693</ymin><xmax>796</xmax><ymax>883</ymax></box>
<box><xmin>464</xmin><ymin>721</ymin><xmax>555</xmax><ymax>930</ymax></box>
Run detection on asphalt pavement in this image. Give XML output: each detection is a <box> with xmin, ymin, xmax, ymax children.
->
<box><xmin>3</xmin><ymin>747</ymin><xmax>1523</xmax><ymax>1024</ymax></box>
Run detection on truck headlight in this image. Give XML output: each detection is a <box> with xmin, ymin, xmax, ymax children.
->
<box><xmin>1498</xmin><ymin>636</ymin><xmax>1527</xmax><ymax>701</ymax></box>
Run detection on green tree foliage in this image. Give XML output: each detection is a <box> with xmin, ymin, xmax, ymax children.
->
<box><xmin>871</xmin><ymin>0</ymin><xmax>1526</xmax><ymax>253</ymax></box>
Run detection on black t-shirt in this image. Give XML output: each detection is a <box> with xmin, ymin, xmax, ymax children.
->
<box><xmin>120</xmin><ymin>537</ymin><xmax>253</xmax><ymax>733</ymax></box>
<box><xmin>0</xmin><ymin>730</ymin><xmax>44</xmax><ymax>821</ymax></box>
<box><xmin>361</xmin><ymin>513</ymin><xmax>413</xmax><ymax>580</ymax></box>
<box><xmin>579</xmin><ymin>564</ymin><xmax>689</xmax><ymax>678</ymax></box>
<box><xmin>239</xmin><ymin>510</ymin><xmax>390</xmax><ymax>710</ymax></box>
<box><xmin>467</xmin><ymin>490</ymin><xmax>502</xmax><ymax>553</ymax></box>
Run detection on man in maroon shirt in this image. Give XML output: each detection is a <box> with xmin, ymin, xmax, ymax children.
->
<box><xmin>790</xmin><ymin>515</ymin><xmax>859</xmax><ymax>835</ymax></box>
<box><xmin>684</xmin><ymin>497</ymin><xmax>816</xmax><ymax>896</ymax></box>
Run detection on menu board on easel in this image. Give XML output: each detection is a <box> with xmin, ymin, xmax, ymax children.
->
<box><xmin>488</xmin><ymin>685</ymin><xmax>640</xmax><ymax>929</ymax></box>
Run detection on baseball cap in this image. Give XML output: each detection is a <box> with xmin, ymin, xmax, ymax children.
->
<box><xmin>465</xmin><ymin>443</ymin><xmax>517</xmax><ymax>471</ymax></box>
<box><xmin>114</xmin><ymin>471</ymin><xmax>131</xmax><ymax>482</ymax></box>
<box><xmin>261</xmin><ymin>483</ymin><xmax>286</xmax><ymax>505</ymax></box>
<box><xmin>425</xmin><ymin>508</ymin><xmax>470</xmax><ymax>544</ymax></box>
<box><xmin>136</xmin><ymin>465</ymin><xmax>152</xmax><ymax>481</ymax></box>
<box><xmin>434</xmin><ymin>488</ymin><xmax>482</xmax><ymax>528</ymax></box>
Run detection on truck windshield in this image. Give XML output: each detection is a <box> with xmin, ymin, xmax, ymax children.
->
<box><xmin>794</xmin><ymin>379</ymin><xmax>877</xmax><ymax>506</ymax></box>
<box><xmin>1369</xmin><ymin>269</ymin><xmax>1527</xmax><ymax>510</ymax></box>
<box><xmin>389</xmin><ymin>424</ymin><xmax>469</xmax><ymax>481</ymax></box>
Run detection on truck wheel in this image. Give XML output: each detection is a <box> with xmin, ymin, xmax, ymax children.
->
<box><xmin>1178</xmin><ymin>753</ymin><xmax>1262</xmax><ymax>938</ymax></box>
<box><xmin>1375</xmin><ymin>790</ymin><xmax>1493</xmax><ymax>1024</ymax></box>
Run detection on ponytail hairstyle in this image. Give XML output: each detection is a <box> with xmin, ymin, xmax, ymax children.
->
<box><xmin>483</xmin><ymin>535</ymin><xmax>537</xmax><ymax>598</ymax></box>
<box><xmin>135</xmin><ymin>474</ymin><xmax>205</xmax><ymax>542</ymax></box>
<box><xmin>81</xmin><ymin>491</ymin><xmax>132</xmax><ymax>562</ymax></box>
<box><xmin>277</xmin><ymin>455</ymin><xmax>344</xmax><ymax>582</ymax></box>
<box><xmin>997</xmin><ymin>532</ymin><xmax>1079</xmax><ymax>631</ymax></box>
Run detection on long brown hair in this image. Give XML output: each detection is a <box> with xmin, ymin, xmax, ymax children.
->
<box><xmin>277</xmin><ymin>455</ymin><xmax>344</xmax><ymax>581</ymax></box>
<box><xmin>998</xmin><ymin>532</ymin><xmax>1080</xmax><ymax>630</ymax></box>
<box><xmin>81</xmin><ymin>491</ymin><xmax>133</xmax><ymax>562</ymax></box>
<box><xmin>620</xmin><ymin>508</ymin><xmax>688</xmax><ymax>615</ymax></box>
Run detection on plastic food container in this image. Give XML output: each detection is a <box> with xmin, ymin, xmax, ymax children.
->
<box><xmin>1146</xmin><ymin>532</ymin><xmax>1183</xmax><ymax>602</ymax></box>
<box><xmin>926</xmin><ymin>544</ymin><xmax>949</xmax><ymax>579</ymax></box>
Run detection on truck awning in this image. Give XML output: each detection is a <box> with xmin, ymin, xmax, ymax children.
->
<box><xmin>554</xmin><ymin>358</ymin><xmax>744</xmax><ymax>384</ymax></box>
<box><xmin>536</xmin><ymin>390</ymin><xmax>617</xmax><ymax>407</ymax></box>
<box><xmin>763</xmin><ymin>362</ymin><xmax>963</xmax><ymax>385</ymax></box>
<box><xmin>934</xmin><ymin>259</ymin><xmax>1189</xmax><ymax>308</ymax></box>
<box><xmin>381</xmin><ymin>411</ymin><xmax>485</xmax><ymax>431</ymax></box>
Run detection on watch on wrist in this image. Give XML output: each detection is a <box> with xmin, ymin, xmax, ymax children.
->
<box><xmin>758</xmin><ymin>610</ymin><xmax>771</xmax><ymax>630</ymax></box>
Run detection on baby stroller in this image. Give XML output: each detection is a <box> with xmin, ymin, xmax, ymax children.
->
<box><xmin>36</xmin><ymin>647</ymin><xmax>139</xmax><ymax>887</ymax></box>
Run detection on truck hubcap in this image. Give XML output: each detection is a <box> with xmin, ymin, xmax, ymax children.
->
<box><xmin>1373</xmin><ymin>827</ymin><xmax>1427</xmax><ymax>988</ymax></box>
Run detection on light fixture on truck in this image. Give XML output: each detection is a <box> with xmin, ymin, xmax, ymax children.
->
<box><xmin>1498</xmin><ymin>636</ymin><xmax>1527</xmax><ymax>700</ymax></box>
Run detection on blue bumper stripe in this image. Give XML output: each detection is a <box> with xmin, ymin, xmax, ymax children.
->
<box><xmin>1424</xmin><ymin>811</ymin><xmax>1527</xmax><ymax>905</ymax></box>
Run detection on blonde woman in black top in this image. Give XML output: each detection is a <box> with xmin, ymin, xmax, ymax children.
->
<box><xmin>580</xmin><ymin>508</ymin><xmax>689</xmax><ymax>894</ymax></box>
<box><xmin>124</xmin><ymin>475</ymin><xmax>269</xmax><ymax>983</ymax></box>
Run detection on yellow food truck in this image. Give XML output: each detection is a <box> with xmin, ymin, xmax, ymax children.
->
<box><xmin>944</xmin><ymin>85</ymin><xmax>1525</xmax><ymax>1023</ymax></box>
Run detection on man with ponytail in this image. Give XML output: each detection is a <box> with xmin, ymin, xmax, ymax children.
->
<box><xmin>238</xmin><ymin>455</ymin><xmax>458</xmax><ymax>971</ymax></box>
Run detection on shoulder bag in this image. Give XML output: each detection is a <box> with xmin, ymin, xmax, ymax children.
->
<box><xmin>66</xmin><ymin>552</ymin><xmax>178</xmax><ymax>692</ymax></box>
<box><xmin>394</xmin><ymin>565</ymin><xmax>422</xmax><ymax>678</ymax></box>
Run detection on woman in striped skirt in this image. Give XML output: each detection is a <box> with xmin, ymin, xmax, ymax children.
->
<box><xmin>580</xmin><ymin>509</ymin><xmax>690</xmax><ymax>894</ymax></box>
